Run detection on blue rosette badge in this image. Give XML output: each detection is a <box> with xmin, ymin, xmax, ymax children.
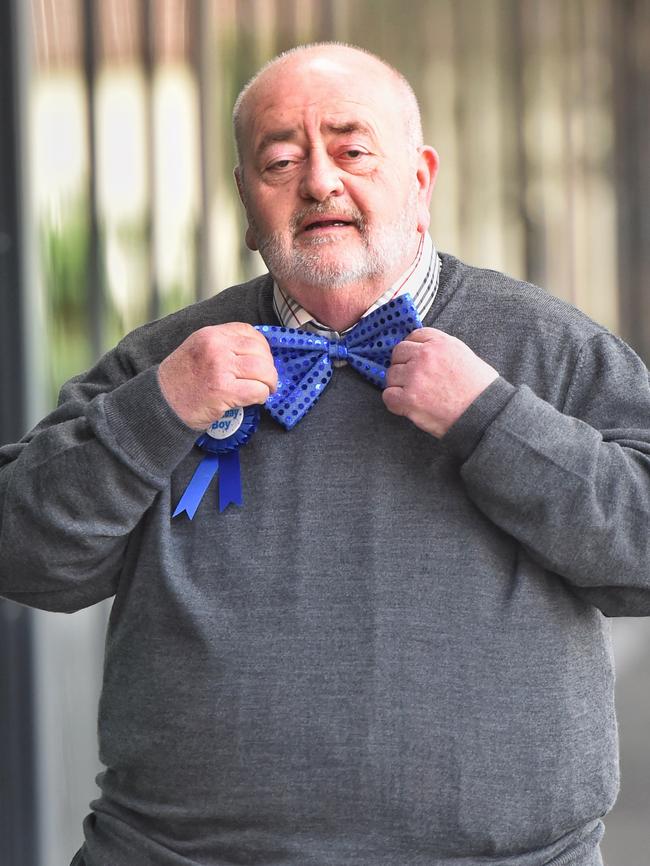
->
<box><xmin>172</xmin><ymin>406</ymin><xmax>259</xmax><ymax>519</ymax></box>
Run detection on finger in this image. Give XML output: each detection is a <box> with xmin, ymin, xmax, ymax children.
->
<box><xmin>192</xmin><ymin>327</ymin><xmax>268</xmax><ymax>364</ymax></box>
<box><xmin>233</xmin><ymin>355</ymin><xmax>279</xmax><ymax>392</ymax></box>
<box><xmin>390</xmin><ymin>340</ymin><xmax>422</xmax><ymax>365</ymax></box>
<box><xmin>226</xmin><ymin>379</ymin><xmax>272</xmax><ymax>408</ymax></box>
<box><xmin>382</xmin><ymin>386</ymin><xmax>407</xmax><ymax>416</ymax></box>
<box><xmin>384</xmin><ymin>364</ymin><xmax>409</xmax><ymax>389</ymax></box>
<box><xmin>217</xmin><ymin>322</ymin><xmax>263</xmax><ymax>340</ymax></box>
<box><xmin>403</xmin><ymin>327</ymin><xmax>446</xmax><ymax>343</ymax></box>
<box><xmin>226</xmin><ymin>333</ymin><xmax>275</xmax><ymax>358</ymax></box>
<box><xmin>202</xmin><ymin>323</ymin><xmax>274</xmax><ymax>359</ymax></box>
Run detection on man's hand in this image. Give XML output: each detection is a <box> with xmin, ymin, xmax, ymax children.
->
<box><xmin>158</xmin><ymin>323</ymin><xmax>278</xmax><ymax>430</ymax></box>
<box><xmin>382</xmin><ymin>329</ymin><xmax>499</xmax><ymax>438</ymax></box>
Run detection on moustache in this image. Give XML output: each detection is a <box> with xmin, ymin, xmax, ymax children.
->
<box><xmin>290</xmin><ymin>202</ymin><xmax>366</xmax><ymax>234</ymax></box>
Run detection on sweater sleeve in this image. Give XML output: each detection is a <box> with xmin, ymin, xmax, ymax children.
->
<box><xmin>0</xmin><ymin>345</ymin><xmax>198</xmax><ymax>613</ymax></box>
<box><xmin>442</xmin><ymin>332</ymin><xmax>650</xmax><ymax>617</ymax></box>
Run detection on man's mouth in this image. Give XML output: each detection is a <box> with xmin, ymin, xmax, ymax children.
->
<box><xmin>299</xmin><ymin>216</ymin><xmax>356</xmax><ymax>233</ymax></box>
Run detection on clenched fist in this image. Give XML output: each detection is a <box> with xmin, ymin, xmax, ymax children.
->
<box><xmin>158</xmin><ymin>323</ymin><xmax>278</xmax><ymax>430</ymax></box>
<box><xmin>383</xmin><ymin>328</ymin><xmax>499</xmax><ymax>438</ymax></box>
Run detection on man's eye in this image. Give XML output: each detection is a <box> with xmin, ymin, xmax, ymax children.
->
<box><xmin>268</xmin><ymin>159</ymin><xmax>293</xmax><ymax>171</ymax></box>
<box><xmin>343</xmin><ymin>149</ymin><xmax>365</xmax><ymax>159</ymax></box>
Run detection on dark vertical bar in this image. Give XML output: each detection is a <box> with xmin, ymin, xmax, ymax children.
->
<box><xmin>0</xmin><ymin>0</ymin><xmax>38</xmax><ymax>864</ymax></box>
<box><xmin>141</xmin><ymin>0</ymin><xmax>160</xmax><ymax>321</ymax></box>
<box><xmin>0</xmin><ymin>7</ymin><xmax>26</xmax><ymax>433</ymax></box>
<box><xmin>83</xmin><ymin>0</ymin><xmax>104</xmax><ymax>359</ymax></box>
<box><xmin>612</xmin><ymin>0</ymin><xmax>650</xmax><ymax>361</ymax></box>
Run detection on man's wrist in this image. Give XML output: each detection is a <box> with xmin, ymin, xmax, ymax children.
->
<box><xmin>88</xmin><ymin>365</ymin><xmax>200</xmax><ymax>482</ymax></box>
<box><xmin>440</xmin><ymin>377</ymin><xmax>517</xmax><ymax>460</ymax></box>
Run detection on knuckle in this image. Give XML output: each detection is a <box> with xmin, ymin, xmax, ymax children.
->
<box><xmin>187</xmin><ymin>327</ymin><xmax>222</xmax><ymax>365</ymax></box>
<box><xmin>208</xmin><ymin>370</ymin><xmax>232</xmax><ymax>393</ymax></box>
<box><xmin>224</xmin><ymin>320</ymin><xmax>254</xmax><ymax>335</ymax></box>
<box><xmin>420</xmin><ymin>342</ymin><xmax>439</xmax><ymax>365</ymax></box>
<box><xmin>193</xmin><ymin>325</ymin><xmax>216</xmax><ymax>348</ymax></box>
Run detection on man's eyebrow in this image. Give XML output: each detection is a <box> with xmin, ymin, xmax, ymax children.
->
<box><xmin>256</xmin><ymin>129</ymin><xmax>298</xmax><ymax>154</ymax></box>
<box><xmin>324</xmin><ymin>121</ymin><xmax>374</xmax><ymax>137</ymax></box>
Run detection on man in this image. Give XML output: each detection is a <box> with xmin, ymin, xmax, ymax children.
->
<box><xmin>1</xmin><ymin>42</ymin><xmax>649</xmax><ymax>866</ymax></box>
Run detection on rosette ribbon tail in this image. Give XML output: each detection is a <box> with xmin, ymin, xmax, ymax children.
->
<box><xmin>217</xmin><ymin>451</ymin><xmax>242</xmax><ymax>512</ymax></box>
<box><xmin>172</xmin><ymin>454</ymin><xmax>220</xmax><ymax>520</ymax></box>
<box><xmin>172</xmin><ymin>405</ymin><xmax>259</xmax><ymax>519</ymax></box>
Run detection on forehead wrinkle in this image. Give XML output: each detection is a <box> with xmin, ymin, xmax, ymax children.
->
<box><xmin>257</xmin><ymin>121</ymin><xmax>372</xmax><ymax>151</ymax></box>
<box><xmin>324</xmin><ymin>121</ymin><xmax>374</xmax><ymax>138</ymax></box>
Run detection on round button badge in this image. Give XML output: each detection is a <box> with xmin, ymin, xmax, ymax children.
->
<box><xmin>206</xmin><ymin>407</ymin><xmax>244</xmax><ymax>440</ymax></box>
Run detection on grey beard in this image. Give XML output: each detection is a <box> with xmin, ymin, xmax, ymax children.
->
<box><xmin>252</xmin><ymin>194</ymin><xmax>418</xmax><ymax>291</ymax></box>
<box><xmin>258</xmin><ymin>231</ymin><xmax>385</xmax><ymax>289</ymax></box>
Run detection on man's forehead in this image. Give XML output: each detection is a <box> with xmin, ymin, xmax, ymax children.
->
<box><xmin>243</xmin><ymin>52</ymin><xmax>395</xmax><ymax>123</ymax></box>
<box><xmin>255</xmin><ymin>95</ymin><xmax>379</xmax><ymax>129</ymax></box>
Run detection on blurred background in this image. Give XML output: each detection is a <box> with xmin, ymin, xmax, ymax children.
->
<box><xmin>0</xmin><ymin>1</ymin><xmax>649</xmax><ymax>864</ymax></box>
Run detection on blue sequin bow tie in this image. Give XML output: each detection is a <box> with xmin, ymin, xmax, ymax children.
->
<box><xmin>255</xmin><ymin>293</ymin><xmax>422</xmax><ymax>430</ymax></box>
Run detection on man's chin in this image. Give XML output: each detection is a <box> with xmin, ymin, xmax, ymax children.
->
<box><xmin>283</xmin><ymin>262</ymin><xmax>378</xmax><ymax>290</ymax></box>
<box><xmin>262</xmin><ymin>250</ymin><xmax>374</xmax><ymax>290</ymax></box>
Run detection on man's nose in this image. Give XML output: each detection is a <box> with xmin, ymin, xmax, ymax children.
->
<box><xmin>299</xmin><ymin>150</ymin><xmax>344</xmax><ymax>201</ymax></box>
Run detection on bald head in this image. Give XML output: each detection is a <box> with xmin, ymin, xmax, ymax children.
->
<box><xmin>232</xmin><ymin>42</ymin><xmax>423</xmax><ymax>166</ymax></box>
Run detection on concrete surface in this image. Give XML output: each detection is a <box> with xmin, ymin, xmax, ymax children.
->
<box><xmin>602</xmin><ymin>619</ymin><xmax>650</xmax><ymax>866</ymax></box>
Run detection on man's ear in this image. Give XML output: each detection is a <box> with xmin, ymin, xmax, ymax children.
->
<box><xmin>415</xmin><ymin>146</ymin><xmax>439</xmax><ymax>234</ymax></box>
<box><xmin>234</xmin><ymin>166</ymin><xmax>245</xmax><ymax>204</ymax></box>
<box><xmin>234</xmin><ymin>166</ymin><xmax>259</xmax><ymax>251</ymax></box>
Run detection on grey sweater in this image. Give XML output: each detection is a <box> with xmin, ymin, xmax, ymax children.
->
<box><xmin>2</xmin><ymin>254</ymin><xmax>650</xmax><ymax>866</ymax></box>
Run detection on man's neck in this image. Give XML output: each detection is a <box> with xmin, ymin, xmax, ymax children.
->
<box><xmin>283</xmin><ymin>285</ymin><xmax>383</xmax><ymax>332</ymax></box>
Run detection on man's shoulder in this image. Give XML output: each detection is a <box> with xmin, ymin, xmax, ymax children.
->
<box><xmin>117</xmin><ymin>273</ymin><xmax>274</xmax><ymax>367</ymax></box>
<box><xmin>437</xmin><ymin>252</ymin><xmax>609</xmax><ymax>343</ymax></box>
